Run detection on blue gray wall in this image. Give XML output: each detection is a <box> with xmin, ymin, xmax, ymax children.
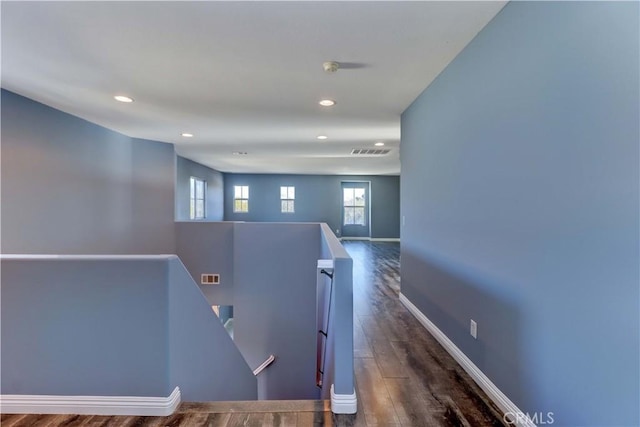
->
<box><xmin>168</xmin><ymin>257</ymin><xmax>257</xmax><ymax>401</ymax></box>
<box><xmin>175</xmin><ymin>221</ymin><xmax>235</xmax><ymax>306</ymax></box>
<box><xmin>1</xmin><ymin>255</ymin><xmax>257</xmax><ymax>401</ymax></box>
<box><xmin>223</xmin><ymin>174</ymin><xmax>400</xmax><ymax>239</ymax></box>
<box><xmin>1</xmin><ymin>257</ymin><xmax>169</xmax><ymax>396</ymax></box>
<box><xmin>400</xmin><ymin>2</ymin><xmax>639</xmax><ymax>426</ymax></box>
<box><xmin>233</xmin><ymin>223</ymin><xmax>321</xmax><ymax>400</ymax></box>
<box><xmin>319</xmin><ymin>224</ymin><xmax>354</xmax><ymax>400</ymax></box>
<box><xmin>175</xmin><ymin>156</ymin><xmax>224</xmax><ymax>221</ymax></box>
<box><xmin>1</xmin><ymin>90</ymin><xmax>176</xmax><ymax>254</ymax></box>
<box><xmin>175</xmin><ymin>222</ymin><xmax>341</xmax><ymax>400</ymax></box>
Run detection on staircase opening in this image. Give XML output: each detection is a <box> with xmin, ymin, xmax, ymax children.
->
<box><xmin>212</xmin><ymin>305</ymin><xmax>234</xmax><ymax>339</ymax></box>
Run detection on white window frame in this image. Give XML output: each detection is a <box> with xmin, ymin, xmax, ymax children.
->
<box><xmin>234</xmin><ymin>185</ymin><xmax>249</xmax><ymax>213</ymax></box>
<box><xmin>190</xmin><ymin>177</ymin><xmax>207</xmax><ymax>220</ymax></box>
<box><xmin>280</xmin><ymin>186</ymin><xmax>295</xmax><ymax>213</ymax></box>
<box><xmin>343</xmin><ymin>187</ymin><xmax>366</xmax><ymax>226</ymax></box>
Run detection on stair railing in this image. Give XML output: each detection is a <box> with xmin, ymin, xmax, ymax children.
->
<box><xmin>253</xmin><ymin>354</ymin><xmax>276</xmax><ymax>376</ymax></box>
<box><xmin>316</xmin><ymin>260</ymin><xmax>335</xmax><ymax>388</ymax></box>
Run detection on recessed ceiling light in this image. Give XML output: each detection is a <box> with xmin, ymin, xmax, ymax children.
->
<box><xmin>317</xmin><ymin>135</ymin><xmax>328</xmax><ymax>140</ymax></box>
<box><xmin>114</xmin><ymin>95</ymin><xmax>134</xmax><ymax>103</ymax></box>
<box><xmin>181</xmin><ymin>133</ymin><xmax>194</xmax><ymax>138</ymax></box>
<box><xmin>375</xmin><ymin>142</ymin><xmax>385</xmax><ymax>146</ymax></box>
<box><xmin>319</xmin><ymin>99</ymin><xmax>336</xmax><ymax>107</ymax></box>
<box><xmin>323</xmin><ymin>61</ymin><xmax>340</xmax><ymax>73</ymax></box>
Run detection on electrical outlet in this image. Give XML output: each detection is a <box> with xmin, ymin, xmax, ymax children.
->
<box><xmin>201</xmin><ymin>274</ymin><xmax>220</xmax><ymax>285</ymax></box>
<box><xmin>470</xmin><ymin>319</ymin><xmax>477</xmax><ymax>339</ymax></box>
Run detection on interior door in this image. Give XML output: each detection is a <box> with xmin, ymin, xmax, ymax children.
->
<box><xmin>341</xmin><ymin>182</ymin><xmax>370</xmax><ymax>238</ymax></box>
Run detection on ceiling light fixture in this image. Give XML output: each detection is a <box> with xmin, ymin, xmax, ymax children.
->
<box><xmin>317</xmin><ymin>135</ymin><xmax>328</xmax><ymax>140</ymax></box>
<box><xmin>181</xmin><ymin>133</ymin><xmax>194</xmax><ymax>138</ymax></box>
<box><xmin>233</xmin><ymin>151</ymin><xmax>248</xmax><ymax>155</ymax></box>
<box><xmin>114</xmin><ymin>95</ymin><xmax>134</xmax><ymax>103</ymax></box>
<box><xmin>323</xmin><ymin>61</ymin><xmax>340</xmax><ymax>73</ymax></box>
<box><xmin>375</xmin><ymin>142</ymin><xmax>385</xmax><ymax>146</ymax></box>
<box><xmin>319</xmin><ymin>99</ymin><xmax>336</xmax><ymax>107</ymax></box>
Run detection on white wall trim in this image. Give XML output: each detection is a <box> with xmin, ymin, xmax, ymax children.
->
<box><xmin>399</xmin><ymin>294</ymin><xmax>535</xmax><ymax>427</ymax></box>
<box><xmin>330</xmin><ymin>384</ymin><xmax>357</xmax><ymax>414</ymax></box>
<box><xmin>0</xmin><ymin>386</ymin><xmax>181</xmax><ymax>417</ymax></box>
<box><xmin>0</xmin><ymin>254</ymin><xmax>177</xmax><ymax>261</ymax></box>
<box><xmin>317</xmin><ymin>259</ymin><xmax>334</xmax><ymax>269</ymax></box>
<box><xmin>339</xmin><ymin>237</ymin><xmax>400</xmax><ymax>242</ymax></box>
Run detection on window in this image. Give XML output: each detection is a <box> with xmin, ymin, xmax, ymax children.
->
<box><xmin>190</xmin><ymin>177</ymin><xmax>206</xmax><ymax>220</ymax></box>
<box><xmin>280</xmin><ymin>186</ymin><xmax>295</xmax><ymax>213</ymax></box>
<box><xmin>234</xmin><ymin>185</ymin><xmax>249</xmax><ymax>213</ymax></box>
<box><xmin>343</xmin><ymin>188</ymin><xmax>366</xmax><ymax>225</ymax></box>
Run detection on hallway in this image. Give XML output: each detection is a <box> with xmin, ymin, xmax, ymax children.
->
<box><xmin>345</xmin><ymin>241</ymin><xmax>505</xmax><ymax>426</ymax></box>
<box><xmin>1</xmin><ymin>242</ymin><xmax>506</xmax><ymax>427</ymax></box>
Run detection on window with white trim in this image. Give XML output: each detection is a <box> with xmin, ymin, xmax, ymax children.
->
<box><xmin>343</xmin><ymin>187</ymin><xmax>366</xmax><ymax>225</ymax></box>
<box><xmin>190</xmin><ymin>177</ymin><xmax>206</xmax><ymax>220</ymax></box>
<box><xmin>280</xmin><ymin>186</ymin><xmax>295</xmax><ymax>213</ymax></box>
<box><xmin>234</xmin><ymin>185</ymin><xmax>249</xmax><ymax>213</ymax></box>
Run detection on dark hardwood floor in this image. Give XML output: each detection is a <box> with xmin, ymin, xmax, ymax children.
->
<box><xmin>1</xmin><ymin>241</ymin><xmax>506</xmax><ymax>427</ymax></box>
<box><xmin>345</xmin><ymin>241</ymin><xmax>506</xmax><ymax>427</ymax></box>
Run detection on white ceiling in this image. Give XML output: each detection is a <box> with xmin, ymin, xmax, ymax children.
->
<box><xmin>1</xmin><ymin>1</ymin><xmax>506</xmax><ymax>175</ymax></box>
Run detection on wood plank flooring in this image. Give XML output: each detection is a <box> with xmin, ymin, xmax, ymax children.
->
<box><xmin>345</xmin><ymin>241</ymin><xmax>506</xmax><ymax>427</ymax></box>
<box><xmin>1</xmin><ymin>241</ymin><xmax>506</xmax><ymax>426</ymax></box>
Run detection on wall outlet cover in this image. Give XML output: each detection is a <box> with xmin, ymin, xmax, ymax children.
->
<box><xmin>470</xmin><ymin>319</ymin><xmax>477</xmax><ymax>339</ymax></box>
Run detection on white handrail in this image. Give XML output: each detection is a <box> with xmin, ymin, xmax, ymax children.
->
<box><xmin>253</xmin><ymin>354</ymin><xmax>276</xmax><ymax>376</ymax></box>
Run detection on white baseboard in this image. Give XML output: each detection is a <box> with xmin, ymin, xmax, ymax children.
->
<box><xmin>399</xmin><ymin>294</ymin><xmax>535</xmax><ymax>427</ymax></box>
<box><xmin>0</xmin><ymin>386</ymin><xmax>181</xmax><ymax>416</ymax></box>
<box><xmin>330</xmin><ymin>384</ymin><xmax>357</xmax><ymax>414</ymax></box>
<box><xmin>339</xmin><ymin>237</ymin><xmax>400</xmax><ymax>242</ymax></box>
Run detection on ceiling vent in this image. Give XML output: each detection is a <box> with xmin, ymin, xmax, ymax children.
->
<box><xmin>350</xmin><ymin>148</ymin><xmax>391</xmax><ymax>156</ymax></box>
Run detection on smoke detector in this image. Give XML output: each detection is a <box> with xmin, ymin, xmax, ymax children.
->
<box><xmin>323</xmin><ymin>61</ymin><xmax>340</xmax><ymax>73</ymax></box>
